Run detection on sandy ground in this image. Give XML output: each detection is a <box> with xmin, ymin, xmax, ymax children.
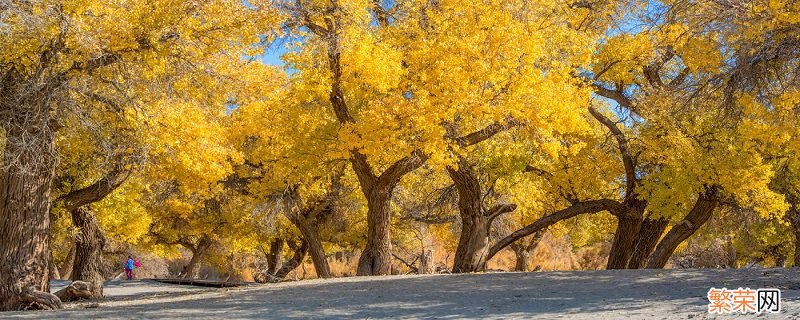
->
<box><xmin>4</xmin><ymin>268</ymin><xmax>799</xmax><ymax>319</ymax></box>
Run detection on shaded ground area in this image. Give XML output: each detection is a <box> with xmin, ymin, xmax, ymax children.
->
<box><xmin>7</xmin><ymin>268</ymin><xmax>799</xmax><ymax>319</ymax></box>
<box><xmin>50</xmin><ymin>279</ymin><xmax>212</xmax><ymax>300</ymax></box>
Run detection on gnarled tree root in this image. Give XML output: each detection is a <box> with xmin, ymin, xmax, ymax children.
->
<box><xmin>20</xmin><ymin>286</ymin><xmax>63</xmax><ymax>310</ymax></box>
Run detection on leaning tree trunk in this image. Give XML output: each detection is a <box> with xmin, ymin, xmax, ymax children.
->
<box><xmin>607</xmin><ymin>201</ymin><xmax>646</xmax><ymax>269</ymax></box>
<box><xmin>511</xmin><ymin>229</ymin><xmax>547</xmax><ymax>272</ymax></box>
<box><xmin>69</xmin><ymin>206</ymin><xmax>107</xmax><ymax>299</ymax></box>
<box><xmin>646</xmin><ymin>191</ymin><xmax>719</xmax><ymax>269</ymax></box>
<box><xmin>357</xmin><ymin>183</ymin><xmax>395</xmax><ymax>276</ymax></box>
<box><xmin>627</xmin><ymin>217</ymin><xmax>669</xmax><ymax>269</ymax></box>
<box><xmin>0</xmin><ymin>124</ymin><xmax>63</xmax><ymax>310</ymax></box>
<box><xmin>294</xmin><ymin>217</ymin><xmax>331</xmax><ymax>279</ymax></box>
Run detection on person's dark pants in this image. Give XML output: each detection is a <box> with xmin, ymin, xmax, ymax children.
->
<box><xmin>125</xmin><ymin>269</ymin><xmax>133</xmax><ymax>280</ymax></box>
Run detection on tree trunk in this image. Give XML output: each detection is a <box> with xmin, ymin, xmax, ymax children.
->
<box><xmin>294</xmin><ymin>218</ymin><xmax>331</xmax><ymax>279</ymax></box>
<box><xmin>272</xmin><ymin>240</ymin><xmax>308</xmax><ymax>281</ymax></box>
<box><xmin>69</xmin><ymin>206</ymin><xmax>106</xmax><ymax>299</ymax></box>
<box><xmin>183</xmin><ymin>251</ymin><xmax>203</xmax><ymax>280</ymax></box>
<box><xmin>182</xmin><ymin>236</ymin><xmax>212</xmax><ymax>280</ymax></box>
<box><xmin>453</xmin><ymin>214</ymin><xmax>490</xmax><ymax>273</ymax></box>
<box><xmin>419</xmin><ymin>249</ymin><xmax>434</xmax><ymax>274</ymax></box>
<box><xmin>357</xmin><ymin>185</ymin><xmax>394</xmax><ymax>276</ymax></box>
<box><xmin>646</xmin><ymin>191</ymin><xmax>719</xmax><ymax>269</ymax></box>
<box><xmin>511</xmin><ymin>229</ymin><xmax>546</xmax><ymax>272</ymax></box>
<box><xmin>786</xmin><ymin>199</ymin><xmax>800</xmax><ymax>267</ymax></box>
<box><xmin>448</xmin><ymin>163</ymin><xmax>491</xmax><ymax>273</ymax></box>
<box><xmin>0</xmin><ymin>124</ymin><xmax>63</xmax><ymax>310</ymax></box>
<box><xmin>627</xmin><ymin>217</ymin><xmax>669</xmax><ymax>269</ymax></box>
<box><xmin>512</xmin><ymin>245</ymin><xmax>532</xmax><ymax>272</ymax></box>
<box><xmin>725</xmin><ymin>236</ymin><xmax>737</xmax><ymax>268</ymax></box>
<box><xmin>59</xmin><ymin>245</ymin><xmax>76</xmax><ymax>280</ymax></box>
<box><xmin>607</xmin><ymin>201</ymin><xmax>646</xmax><ymax>269</ymax></box>
<box><xmin>49</xmin><ymin>250</ymin><xmax>60</xmax><ymax>280</ymax></box>
<box><xmin>266</xmin><ymin>238</ymin><xmax>284</xmax><ymax>275</ymax></box>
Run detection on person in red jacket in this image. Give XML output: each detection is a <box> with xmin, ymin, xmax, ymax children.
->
<box><xmin>125</xmin><ymin>255</ymin><xmax>141</xmax><ymax>280</ymax></box>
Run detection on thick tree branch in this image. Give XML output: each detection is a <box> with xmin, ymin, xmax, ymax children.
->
<box><xmin>486</xmin><ymin>203</ymin><xmax>517</xmax><ymax>225</ymax></box>
<box><xmin>592</xmin><ymin>83</ymin><xmax>633</xmax><ymax>109</ymax></box>
<box><xmin>59</xmin><ymin>164</ymin><xmax>132</xmax><ymax>211</ymax></box>
<box><xmin>487</xmin><ymin>199</ymin><xmax>621</xmax><ymax>261</ymax></box>
<box><xmin>453</xmin><ymin>120</ymin><xmax>521</xmax><ymax>148</ymax></box>
<box><xmin>377</xmin><ymin>150</ymin><xmax>428</xmax><ymax>187</ymax></box>
<box><xmin>588</xmin><ymin>106</ymin><xmax>637</xmax><ymax>196</ymax></box>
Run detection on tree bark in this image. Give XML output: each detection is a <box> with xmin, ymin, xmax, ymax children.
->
<box><xmin>419</xmin><ymin>249</ymin><xmax>434</xmax><ymax>274</ymax></box>
<box><xmin>59</xmin><ymin>245</ymin><xmax>76</xmax><ymax>280</ymax></box>
<box><xmin>294</xmin><ymin>218</ymin><xmax>331</xmax><ymax>279</ymax></box>
<box><xmin>182</xmin><ymin>236</ymin><xmax>212</xmax><ymax>280</ymax></box>
<box><xmin>646</xmin><ymin>190</ymin><xmax>719</xmax><ymax>269</ymax></box>
<box><xmin>448</xmin><ymin>158</ymin><xmax>520</xmax><ymax>273</ymax></box>
<box><xmin>627</xmin><ymin>217</ymin><xmax>669</xmax><ymax>269</ymax></box>
<box><xmin>53</xmin><ymin>281</ymin><xmax>93</xmax><ymax>302</ymax></box>
<box><xmin>272</xmin><ymin>239</ymin><xmax>308</xmax><ymax>281</ymax></box>
<box><xmin>48</xmin><ymin>250</ymin><xmax>60</xmax><ymax>280</ymax></box>
<box><xmin>784</xmin><ymin>195</ymin><xmax>800</xmax><ymax>267</ymax></box>
<box><xmin>511</xmin><ymin>229</ymin><xmax>546</xmax><ymax>272</ymax></box>
<box><xmin>607</xmin><ymin>200</ymin><xmax>647</xmax><ymax>269</ymax></box>
<box><xmin>357</xmin><ymin>184</ymin><xmax>395</xmax><ymax>276</ymax></box>
<box><xmin>0</xmin><ymin>124</ymin><xmax>63</xmax><ymax>310</ymax></box>
<box><xmin>69</xmin><ymin>206</ymin><xmax>106</xmax><ymax>299</ymax></box>
<box><xmin>448</xmin><ymin>163</ymin><xmax>494</xmax><ymax>273</ymax></box>
<box><xmin>266</xmin><ymin>238</ymin><xmax>284</xmax><ymax>275</ymax></box>
<box><xmin>790</xmin><ymin>211</ymin><xmax>800</xmax><ymax>268</ymax></box>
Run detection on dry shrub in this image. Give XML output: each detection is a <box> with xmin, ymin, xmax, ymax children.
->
<box><xmin>670</xmin><ymin>238</ymin><xmax>735</xmax><ymax>269</ymax></box>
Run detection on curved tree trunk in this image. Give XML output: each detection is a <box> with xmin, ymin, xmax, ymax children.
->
<box><xmin>0</xmin><ymin>124</ymin><xmax>63</xmax><ymax>310</ymax></box>
<box><xmin>453</xmin><ymin>214</ymin><xmax>490</xmax><ymax>273</ymax></box>
<box><xmin>59</xmin><ymin>245</ymin><xmax>76</xmax><ymax>281</ymax></box>
<box><xmin>627</xmin><ymin>217</ymin><xmax>669</xmax><ymax>269</ymax></box>
<box><xmin>272</xmin><ymin>239</ymin><xmax>308</xmax><ymax>281</ymax></box>
<box><xmin>607</xmin><ymin>201</ymin><xmax>646</xmax><ymax>269</ymax></box>
<box><xmin>183</xmin><ymin>251</ymin><xmax>203</xmax><ymax>280</ymax></box>
<box><xmin>487</xmin><ymin>199</ymin><xmax>619</xmax><ymax>262</ymax></box>
<box><xmin>646</xmin><ymin>191</ymin><xmax>719</xmax><ymax>269</ymax></box>
<box><xmin>70</xmin><ymin>206</ymin><xmax>106</xmax><ymax>299</ymax></box>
